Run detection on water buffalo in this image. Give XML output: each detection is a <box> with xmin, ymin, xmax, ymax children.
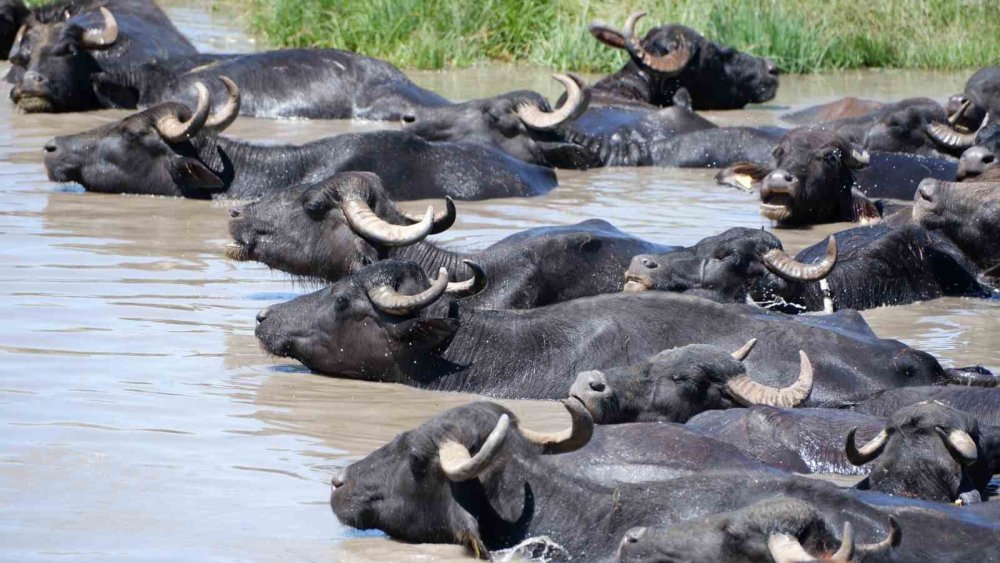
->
<box><xmin>716</xmin><ymin>128</ymin><xmax>957</xmax><ymax>225</ymax></box>
<box><xmin>8</xmin><ymin>0</ymin><xmax>197</xmax><ymax>112</ymax></box>
<box><xmin>255</xmin><ymin>259</ymin><xmax>954</xmax><ymax>401</ymax></box>
<box><xmin>782</xmin><ymin>96</ymin><xmax>885</xmax><ymax>124</ymax></box>
<box><xmin>399</xmin><ymin>74</ymin><xmax>594</xmax><ymax>167</ymax></box>
<box><xmin>933</xmin><ymin>66</ymin><xmax>999</xmax><ymax>150</ymax></box>
<box><xmin>914</xmin><ymin>178</ymin><xmax>1000</xmax><ymax>272</ymax></box>
<box><xmin>617</xmin><ymin>498</ymin><xmax>899</xmax><ymax>563</ymax></box>
<box><xmin>587</xmin><ymin>12</ymin><xmax>779</xmax><ymax>110</ymax></box>
<box><xmin>569</xmin><ymin>342</ymin><xmax>814</xmax><ymax>424</ymax></box>
<box><xmin>333</xmin><ymin>401</ymin><xmax>990</xmax><ymax>561</ymax></box>
<box><xmin>0</xmin><ymin>0</ymin><xmax>26</xmax><ymax>60</ymax></box>
<box><xmin>42</xmin><ymin>82</ymin><xmax>556</xmax><ymax>200</ymax></box>
<box><xmin>956</xmin><ymin>123</ymin><xmax>1000</xmax><ymax>181</ymax></box>
<box><xmin>810</xmin><ymin>97</ymin><xmax>961</xmax><ymax>158</ymax></box>
<box><xmin>226</xmin><ymin>172</ymin><xmax>676</xmax><ymax>308</ymax></box>
<box><xmin>848</xmin><ymin>387</ymin><xmax>1000</xmax><ymax>427</ymax></box>
<box><xmin>845</xmin><ymin>401</ymin><xmax>1000</xmax><ymax>505</ymax></box>
<box><xmin>91</xmin><ymin>48</ymin><xmax>451</xmax><ymax>120</ymax></box>
<box><xmin>623</xmin><ymin>224</ymin><xmax>991</xmax><ymax>313</ymax></box>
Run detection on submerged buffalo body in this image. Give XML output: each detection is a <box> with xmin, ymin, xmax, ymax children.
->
<box><xmin>255</xmin><ymin>259</ymin><xmax>951</xmax><ymax>401</ymax></box>
<box><xmin>8</xmin><ymin>0</ymin><xmax>196</xmax><ymax>112</ymax></box>
<box><xmin>93</xmin><ymin>48</ymin><xmax>451</xmax><ymax>120</ymax></box>
<box><xmin>227</xmin><ymin>172</ymin><xmax>676</xmax><ymax>308</ymax></box>
<box><xmin>42</xmin><ymin>90</ymin><xmax>556</xmax><ymax>200</ymax></box>
<box><xmin>587</xmin><ymin>12</ymin><xmax>778</xmax><ymax>110</ymax></box>
<box><xmin>333</xmin><ymin>401</ymin><xmax>995</xmax><ymax>561</ymax></box>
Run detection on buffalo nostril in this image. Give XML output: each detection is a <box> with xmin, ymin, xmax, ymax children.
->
<box><xmin>402</xmin><ymin>114</ymin><xmax>415</xmax><ymax>124</ymax></box>
<box><xmin>624</xmin><ymin>527</ymin><xmax>646</xmax><ymax>544</ymax></box>
<box><xmin>783</xmin><ymin>173</ymin><xmax>793</xmax><ymax>183</ymax></box>
<box><xmin>918</xmin><ymin>181</ymin><xmax>937</xmax><ymax>202</ymax></box>
<box><xmin>43</xmin><ymin>140</ymin><xmax>57</xmax><ymax>153</ymax></box>
<box><xmin>331</xmin><ymin>469</ymin><xmax>345</xmax><ymax>488</ymax></box>
<box><xmin>983</xmin><ymin>154</ymin><xmax>995</xmax><ymax>165</ymax></box>
<box><xmin>589</xmin><ymin>381</ymin><xmax>606</xmax><ymax>393</ymax></box>
<box><xmin>256</xmin><ymin>309</ymin><xmax>269</xmax><ymax>323</ymax></box>
<box><xmin>641</xmin><ymin>258</ymin><xmax>659</xmax><ymax>269</ymax></box>
<box><xmin>229</xmin><ymin>208</ymin><xmax>241</xmax><ymax>218</ymax></box>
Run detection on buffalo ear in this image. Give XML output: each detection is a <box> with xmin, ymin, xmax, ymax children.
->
<box><xmin>588</xmin><ymin>22</ymin><xmax>627</xmax><ymax>50</ymax></box>
<box><xmin>672</xmin><ymin>88</ymin><xmax>693</xmax><ymax>110</ymax></box>
<box><xmin>851</xmin><ymin>188</ymin><xmax>881</xmax><ymax>225</ymax></box>
<box><xmin>91</xmin><ymin>73</ymin><xmax>139</xmax><ymax>109</ymax></box>
<box><xmin>301</xmin><ymin>185</ymin><xmax>339</xmax><ymax>220</ymax></box>
<box><xmin>169</xmin><ymin>157</ymin><xmax>224</xmax><ymax>190</ymax></box>
<box><xmin>716</xmin><ymin>162</ymin><xmax>772</xmax><ymax>192</ymax></box>
<box><xmin>389</xmin><ymin>318</ymin><xmax>459</xmax><ymax>350</ymax></box>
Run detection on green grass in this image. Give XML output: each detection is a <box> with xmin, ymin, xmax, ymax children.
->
<box><xmin>247</xmin><ymin>0</ymin><xmax>999</xmax><ymax>73</ymax></box>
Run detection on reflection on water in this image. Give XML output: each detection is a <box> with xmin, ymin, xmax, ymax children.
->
<box><xmin>0</xmin><ymin>2</ymin><xmax>995</xmax><ymax>560</ymax></box>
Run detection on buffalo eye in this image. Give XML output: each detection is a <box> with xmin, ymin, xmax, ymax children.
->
<box><xmin>334</xmin><ymin>295</ymin><xmax>350</xmax><ymax>312</ymax></box>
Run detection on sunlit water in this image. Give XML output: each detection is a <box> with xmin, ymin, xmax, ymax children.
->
<box><xmin>1</xmin><ymin>1</ymin><xmax>997</xmax><ymax>560</ymax></box>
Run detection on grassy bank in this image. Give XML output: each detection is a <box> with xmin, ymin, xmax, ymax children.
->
<box><xmin>248</xmin><ymin>0</ymin><xmax>999</xmax><ymax>73</ymax></box>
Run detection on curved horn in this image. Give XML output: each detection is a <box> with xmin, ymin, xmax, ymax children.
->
<box><xmin>948</xmin><ymin>99</ymin><xmax>971</xmax><ymax>126</ymax></box>
<box><xmin>341</xmin><ymin>198</ymin><xmax>435</xmax><ymax>247</ymax></box>
<box><xmin>829</xmin><ymin>522</ymin><xmax>855</xmax><ymax>561</ymax></box>
<box><xmin>518</xmin><ymin>398</ymin><xmax>594</xmax><ymax>455</ymax></box>
<box><xmin>927</xmin><ymin>113</ymin><xmax>989</xmax><ymax>149</ymax></box>
<box><xmin>367</xmin><ymin>267</ymin><xmax>448</xmax><ymax>315</ymax></box>
<box><xmin>845</xmin><ymin>427</ymin><xmax>889</xmax><ymax>466</ymax></box>
<box><xmin>623</xmin><ymin>11</ymin><xmax>691</xmax><ymax>74</ymax></box>
<box><xmin>11</xmin><ymin>24</ymin><xmax>26</xmax><ymax>54</ymax></box>
<box><xmin>516</xmin><ymin>74</ymin><xmax>586</xmax><ymax>130</ymax></box>
<box><xmin>80</xmin><ymin>7</ymin><xmax>118</xmax><ymax>48</ymax></box>
<box><xmin>446</xmin><ymin>260</ymin><xmax>488</xmax><ymax>297</ymax></box>
<box><xmin>154</xmin><ymin>82</ymin><xmax>211</xmax><ymax>143</ymax></box>
<box><xmin>438</xmin><ymin>414</ymin><xmax>510</xmax><ymax>481</ymax></box>
<box><xmin>204</xmin><ymin>76</ymin><xmax>241</xmax><ymax>132</ymax></box>
<box><xmin>726</xmin><ymin>350</ymin><xmax>813</xmax><ymax>408</ymax></box>
<box><xmin>767</xmin><ymin>520</ymin><xmax>854</xmax><ymax>563</ymax></box>
<box><xmin>731</xmin><ymin>338</ymin><xmax>757</xmax><ymax>361</ymax></box>
<box><xmin>857</xmin><ymin>516</ymin><xmax>901</xmax><ymax>554</ymax></box>
<box><xmin>935</xmin><ymin>427</ymin><xmax>978</xmax><ymax>465</ymax></box>
<box><xmin>763</xmin><ymin>237</ymin><xmax>837</xmax><ymax>282</ymax></box>
<box><xmin>400</xmin><ymin>196</ymin><xmax>456</xmax><ymax>234</ymax></box>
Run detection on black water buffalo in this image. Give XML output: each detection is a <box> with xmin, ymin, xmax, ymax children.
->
<box><xmin>957</xmin><ymin>123</ymin><xmax>1000</xmax><ymax>181</ymax></box>
<box><xmin>623</xmin><ymin>224</ymin><xmax>991</xmax><ymax>313</ymax></box>
<box><xmin>848</xmin><ymin>387</ymin><xmax>1000</xmax><ymax>427</ymax></box>
<box><xmin>0</xmin><ymin>0</ymin><xmax>26</xmax><ymax>60</ymax></box>
<box><xmin>333</xmin><ymin>401</ymin><xmax>991</xmax><ymax>561</ymax></box>
<box><xmin>716</xmin><ymin>128</ymin><xmax>957</xmax><ymax>225</ymax></box>
<box><xmin>914</xmin><ymin>178</ymin><xmax>1000</xmax><ymax>272</ymax></box>
<box><xmin>690</xmin><ymin>402</ymin><xmax>1000</xmax><ymax>504</ymax></box>
<box><xmin>587</xmin><ymin>12</ymin><xmax>778</xmax><ymax>110</ymax></box>
<box><xmin>8</xmin><ymin>0</ymin><xmax>197</xmax><ymax>112</ymax></box>
<box><xmin>227</xmin><ymin>172</ymin><xmax>676</xmax><ymax>308</ymax></box>
<box><xmin>842</xmin><ymin>401</ymin><xmax>1000</xmax><ymax>505</ymax></box>
<box><xmin>569</xmin><ymin>342</ymin><xmax>814</xmax><ymax>424</ymax></box>
<box><xmin>399</xmin><ymin>74</ymin><xmax>594</xmax><ymax>167</ymax></box>
<box><xmin>255</xmin><ymin>259</ymin><xmax>956</xmax><ymax>401</ymax></box>
<box><xmin>814</xmin><ymin>97</ymin><xmax>960</xmax><ymax>158</ymax></box>
<box><xmin>933</xmin><ymin>66</ymin><xmax>999</xmax><ymax>151</ymax></box>
<box><xmin>42</xmin><ymin>84</ymin><xmax>556</xmax><ymax>200</ymax></box>
<box><xmin>91</xmin><ymin>48</ymin><xmax>451</xmax><ymax>120</ymax></box>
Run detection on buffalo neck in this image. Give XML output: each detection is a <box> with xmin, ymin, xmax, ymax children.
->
<box><xmin>203</xmin><ymin>135</ymin><xmax>329</xmax><ymax>198</ymax></box>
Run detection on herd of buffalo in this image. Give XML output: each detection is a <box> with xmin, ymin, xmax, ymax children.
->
<box><xmin>6</xmin><ymin>0</ymin><xmax>1000</xmax><ymax>560</ymax></box>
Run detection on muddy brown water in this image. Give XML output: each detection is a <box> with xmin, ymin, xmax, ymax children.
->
<box><xmin>1</xmin><ymin>2</ymin><xmax>998</xmax><ymax>560</ymax></box>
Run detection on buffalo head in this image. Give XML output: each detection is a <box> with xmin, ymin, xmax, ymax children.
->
<box><xmin>938</xmin><ymin>66</ymin><xmax>999</xmax><ymax>142</ymax></box>
<box><xmin>914</xmin><ymin>178</ymin><xmax>1000</xmax><ymax>272</ymax></box>
<box><xmin>623</xmin><ymin>227</ymin><xmax>836</xmax><ymax>308</ymax></box>
<box><xmin>589</xmin><ymin>12</ymin><xmax>778</xmax><ymax>109</ymax></box>
<box><xmin>846</xmin><ymin>401</ymin><xmax>992</xmax><ymax>504</ymax></box>
<box><xmin>331</xmin><ymin>400</ymin><xmax>592</xmax><ymax>558</ymax></box>
<box><xmin>956</xmin><ymin>123</ymin><xmax>1000</xmax><ymax>181</ymax></box>
<box><xmin>10</xmin><ymin>7</ymin><xmax>120</xmax><ymax>112</ymax></box>
<box><xmin>227</xmin><ymin>172</ymin><xmax>454</xmax><ymax>281</ymax></box>
<box><xmin>570</xmin><ymin>341</ymin><xmax>813</xmax><ymax>424</ymax></box>
<box><xmin>254</xmin><ymin>260</ymin><xmax>479</xmax><ymax>378</ymax></box>
<box><xmin>401</xmin><ymin>73</ymin><xmax>591</xmax><ymax>167</ymax></box>
<box><xmin>862</xmin><ymin>98</ymin><xmax>958</xmax><ymax>158</ymax></box>
<box><xmin>617</xmin><ymin>497</ymin><xmax>899</xmax><ymax>563</ymax></box>
<box><xmin>43</xmin><ymin>78</ymin><xmax>240</xmax><ymax>196</ymax></box>
<box><xmin>717</xmin><ymin>129</ymin><xmax>874</xmax><ymax>225</ymax></box>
